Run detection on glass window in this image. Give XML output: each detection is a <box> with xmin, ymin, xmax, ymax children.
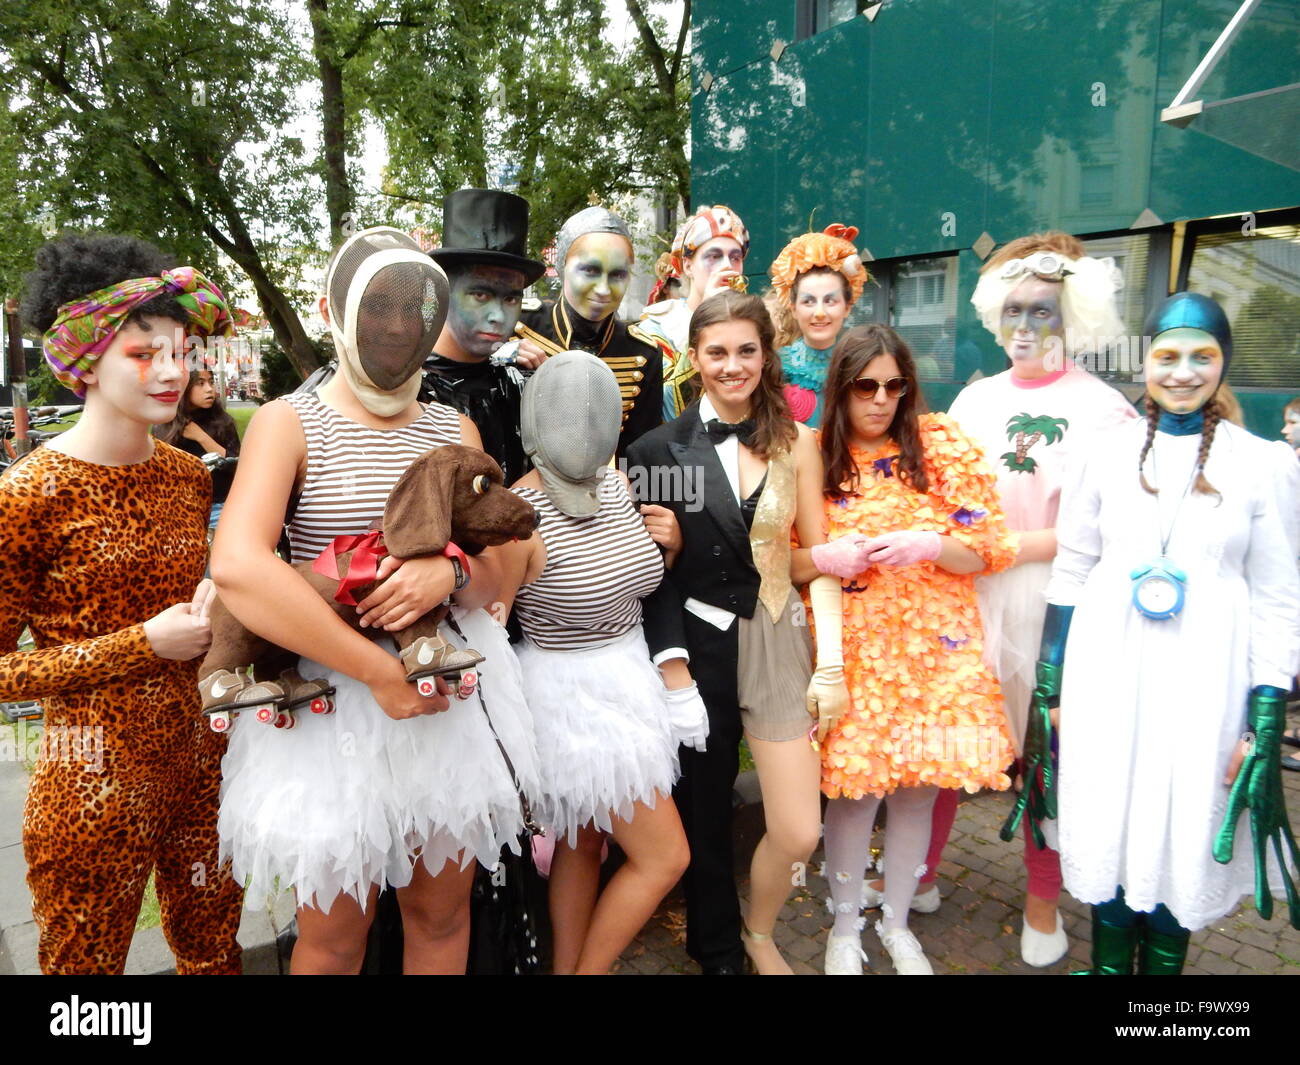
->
<box><xmin>890</xmin><ymin>255</ymin><xmax>959</xmax><ymax>382</ymax></box>
<box><xmin>1080</xmin><ymin>164</ymin><xmax>1115</xmax><ymax>208</ymax></box>
<box><xmin>1186</xmin><ymin>223</ymin><xmax>1300</xmax><ymax>389</ymax></box>
<box><xmin>1078</xmin><ymin>232</ymin><xmax>1153</xmax><ymax>382</ymax></box>
<box><xmin>797</xmin><ymin>0</ymin><xmax>870</xmax><ymax>38</ymax></box>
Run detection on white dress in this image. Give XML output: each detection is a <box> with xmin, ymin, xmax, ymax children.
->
<box><xmin>1046</xmin><ymin>419</ymin><xmax>1300</xmax><ymax>930</ymax></box>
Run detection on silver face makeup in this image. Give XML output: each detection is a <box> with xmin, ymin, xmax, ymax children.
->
<box><xmin>999</xmin><ymin>277</ymin><xmax>1065</xmax><ymax>368</ymax></box>
<box><xmin>563</xmin><ymin>233</ymin><xmax>633</xmax><ymax>322</ymax></box>
<box><xmin>447</xmin><ymin>265</ymin><xmax>527</xmax><ymax>358</ymax></box>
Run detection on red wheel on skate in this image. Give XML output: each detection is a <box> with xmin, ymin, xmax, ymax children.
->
<box><xmin>273</xmin><ymin>711</ymin><xmax>295</xmax><ymax>729</ymax></box>
<box><xmin>255</xmin><ymin>704</ymin><xmax>276</xmax><ymax>724</ymax></box>
<box><xmin>457</xmin><ymin>671</ymin><xmax>478</xmax><ymax>699</ymax></box>
<box><xmin>310</xmin><ymin>696</ymin><xmax>328</xmax><ymax>714</ymax></box>
<box><xmin>417</xmin><ymin>677</ymin><xmax>437</xmax><ymax>698</ymax></box>
<box><xmin>209</xmin><ymin>713</ymin><xmax>231</xmax><ymax>733</ymax></box>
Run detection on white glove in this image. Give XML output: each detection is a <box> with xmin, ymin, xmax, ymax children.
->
<box><xmin>806</xmin><ymin>574</ymin><xmax>851</xmax><ymax>744</ymax></box>
<box><xmin>664</xmin><ymin>682</ymin><xmax>710</xmax><ymax>753</ymax></box>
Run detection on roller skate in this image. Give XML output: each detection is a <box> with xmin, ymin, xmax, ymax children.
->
<box><xmin>200</xmin><ymin>667</ymin><xmax>283</xmax><ymax>733</ymax></box>
<box><xmin>400</xmin><ymin>632</ymin><xmax>485</xmax><ymax>701</ymax></box>
<box><xmin>272</xmin><ymin>667</ymin><xmax>337</xmax><ymax>728</ymax></box>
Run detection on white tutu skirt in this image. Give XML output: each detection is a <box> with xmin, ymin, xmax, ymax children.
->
<box><xmin>516</xmin><ymin>627</ymin><xmax>678</xmax><ymax>846</ymax></box>
<box><xmin>975</xmin><ymin>560</ymin><xmax>1053</xmax><ymax>752</ymax></box>
<box><xmin>218</xmin><ymin>607</ymin><xmax>540</xmax><ymax>914</ymax></box>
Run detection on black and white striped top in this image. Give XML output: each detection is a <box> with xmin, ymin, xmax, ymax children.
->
<box><xmin>513</xmin><ymin>472</ymin><xmax>665</xmax><ymax>651</ymax></box>
<box><xmin>282</xmin><ymin>391</ymin><xmax>462</xmax><ymax>563</ymax></box>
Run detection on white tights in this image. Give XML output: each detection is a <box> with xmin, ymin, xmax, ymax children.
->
<box><xmin>824</xmin><ymin>786</ymin><xmax>938</xmax><ymax>936</ymax></box>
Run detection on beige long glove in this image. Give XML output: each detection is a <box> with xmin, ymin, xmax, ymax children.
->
<box><xmin>806</xmin><ymin>574</ymin><xmax>851</xmax><ymax>744</ymax></box>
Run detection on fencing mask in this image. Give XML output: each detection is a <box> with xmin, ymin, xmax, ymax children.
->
<box><xmin>324</xmin><ymin>227</ymin><xmax>449</xmax><ymax>416</ymax></box>
<box><xmin>521</xmin><ymin>350</ymin><xmax>622</xmax><ymax>517</ymax></box>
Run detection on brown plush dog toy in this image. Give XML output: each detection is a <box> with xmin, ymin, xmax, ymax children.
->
<box><xmin>200</xmin><ymin>444</ymin><xmax>538</xmax><ymax>731</ymax></box>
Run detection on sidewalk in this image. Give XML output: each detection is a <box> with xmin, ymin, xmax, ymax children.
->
<box><xmin>616</xmin><ymin>726</ymin><xmax>1300</xmax><ymax>975</ymax></box>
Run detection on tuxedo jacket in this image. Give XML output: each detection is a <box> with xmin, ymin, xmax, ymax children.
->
<box><xmin>625</xmin><ymin>401</ymin><xmax>761</xmax><ymax>665</ymax></box>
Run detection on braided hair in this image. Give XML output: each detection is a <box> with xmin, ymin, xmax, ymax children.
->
<box><xmin>1138</xmin><ymin>395</ymin><xmax>1222</xmax><ymax>499</ymax></box>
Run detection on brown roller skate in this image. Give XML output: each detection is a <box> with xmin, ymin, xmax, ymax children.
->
<box><xmin>399</xmin><ymin>632</ymin><xmax>485</xmax><ymax>701</ymax></box>
<box><xmin>201</xmin><ymin>668</ymin><xmax>279</xmax><ymax>733</ymax></box>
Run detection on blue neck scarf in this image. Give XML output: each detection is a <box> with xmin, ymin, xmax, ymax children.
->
<box><xmin>1157</xmin><ymin>408</ymin><xmax>1204</xmax><ymax>436</ymax></box>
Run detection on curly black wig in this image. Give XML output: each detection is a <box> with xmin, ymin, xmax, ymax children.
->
<box><xmin>20</xmin><ymin>233</ymin><xmax>189</xmax><ymax>334</ymax></box>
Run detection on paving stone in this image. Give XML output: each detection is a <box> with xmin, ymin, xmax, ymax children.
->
<box><xmin>1231</xmin><ymin>943</ymin><xmax>1278</xmax><ymax>971</ymax></box>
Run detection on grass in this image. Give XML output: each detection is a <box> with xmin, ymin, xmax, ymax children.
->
<box><xmin>229</xmin><ymin>405</ymin><xmax>256</xmax><ymax>439</ymax></box>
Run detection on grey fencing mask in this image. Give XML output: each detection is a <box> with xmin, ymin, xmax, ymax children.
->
<box><xmin>324</xmin><ymin>226</ymin><xmax>449</xmax><ymax>416</ymax></box>
<box><xmin>521</xmin><ymin>350</ymin><xmax>622</xmax><ymax>517</ymax></box>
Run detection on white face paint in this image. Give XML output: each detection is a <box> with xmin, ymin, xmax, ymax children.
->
<box><xmin>1145</xmin><ymin>327</ymin><xmax>1224</xmax><ymax>415</ymax></box>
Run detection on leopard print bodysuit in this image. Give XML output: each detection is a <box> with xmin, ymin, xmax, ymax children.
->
<box><xmin>0</xmin><ymin>440</ymin><xmax>243</xmax><ymax>974</ymax></box>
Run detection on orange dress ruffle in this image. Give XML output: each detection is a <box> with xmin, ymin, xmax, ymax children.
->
<box><xmin>820</xmin><ymin>413</ymin><xmax>1018</xmax><ymax>800</ymax></box>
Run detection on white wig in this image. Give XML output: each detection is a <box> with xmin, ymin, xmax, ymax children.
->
<box><xmin>970</xmin><ymin>254</ymin><xmax>1126</xmax><ymax>357</ymax></box>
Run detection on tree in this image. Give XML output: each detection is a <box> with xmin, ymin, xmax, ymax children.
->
<box><xmin>0</xmin><ymin>0</ymin><xmax>326</xmax><ymax>378</ymax></box>
<box><xmin>623</xmin><ymin>0</ymin><xmax>691</xmax><ymax>213</ymax></box>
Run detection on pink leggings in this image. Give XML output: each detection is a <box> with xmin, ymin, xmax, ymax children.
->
<box><xmin>919</xmin><ymin>788</ymin><xmax>1063</xmax><ymax>899</ymax></box>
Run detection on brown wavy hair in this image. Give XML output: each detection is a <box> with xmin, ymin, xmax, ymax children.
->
<box><xmin>981</xmin><ymin>230</ymin><xmax>1086</xmax><ymax>276</ymax></box>
<box><xmin>687</xmin><ymin>290</ymin><xmax>796</xmax><ymax>459</ymax></box>
<box><xmin>821</xmin><ymin>324</ymin><xmax>930</xmax><ymax>496</ymax></box>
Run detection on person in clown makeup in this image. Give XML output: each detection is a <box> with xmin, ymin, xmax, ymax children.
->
<box><xmin>766</xmin><ymin>224</ymin><xmax>870</xmax><ymax>429</ymax></box>
<box><xmin>871</xmin><ymin>232</ymin><xmax>1137</xmax><ymax>968</ymax></box>
<box><xmin>1031</xmin><ymin>291</ymin><xmax>1300</xmax><ymax>974</ymax></box>
<box><xmin>636</xmin><ymin>205</ymin><xmax>750</xmax><ymax>420</ymax></box>
<box><xmin>516</xmin><ymin>206</ymin><xmax>663</xmax><ymax>458</ymax></box>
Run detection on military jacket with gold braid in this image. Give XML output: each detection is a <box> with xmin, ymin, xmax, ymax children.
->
<box><xmin>517</xmin><ymin>299</ymin><xmax>663</xmax><ymax>459</ymax></box>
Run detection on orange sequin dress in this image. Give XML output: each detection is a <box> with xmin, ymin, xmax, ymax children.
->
<box><xmin>821</xmin><ymin>413</ymin><xmax>1018</xmax><ymax>800</ymax></box>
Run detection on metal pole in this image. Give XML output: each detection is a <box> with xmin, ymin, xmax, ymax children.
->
<box><xmin>4</xmin><ymin>298</ymin><xmax>31</xmax><ymax>457</ymax></box>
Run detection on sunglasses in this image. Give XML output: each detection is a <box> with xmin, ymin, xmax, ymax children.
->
<box><xmin>850</xmin><ymin>376</ymin><xmax>909</xmax><ymax>399</ymax></box>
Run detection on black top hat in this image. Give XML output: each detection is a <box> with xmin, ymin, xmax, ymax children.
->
<box><xmin>430</xmin><ymin>188</ymin><xmax>546</xmax><ymax>285</ymax></box>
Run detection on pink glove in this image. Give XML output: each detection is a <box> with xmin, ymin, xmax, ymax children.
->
<box><xmin>863</xmin><ymin>530</ymin><xmax>941</xmax><ymax>567</ymax></box>
<box><xmin>811</xmin><ymin>533</ymin><xmax>875</xmax><ymax>580</ymax></box>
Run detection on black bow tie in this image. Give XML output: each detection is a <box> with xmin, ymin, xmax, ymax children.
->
<box><xmin>704</xmin><ymin>418</ymin><xmax>756</xmax><ymax>446</ymax></box>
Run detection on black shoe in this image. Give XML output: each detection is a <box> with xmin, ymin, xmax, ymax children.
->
<box><xmin>1282</xmin><ymin>754</ymin><xmax>1300</xmax><ymax>772</ymax></box>
<box><xmin>701</xmin><ymin>952</ymin><xmax>748</xmax><ymax>975</ymax></box>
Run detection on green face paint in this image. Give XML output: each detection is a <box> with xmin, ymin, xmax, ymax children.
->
<box><xmin>447</xmin><ymin>265</ymin><xmax>527</xmax><ymax>359</ymax></box>
<box><xmin>563</xmin><ymin>233</ymin><xmax>633</xmax><ymax>322</ymax></box>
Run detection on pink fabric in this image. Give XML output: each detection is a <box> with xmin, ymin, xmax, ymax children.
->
<box><xmin>919</xmin><ymin>779</ymin><xmax>1062</xmax><ymax>898</ymax></box>
<box><xmin>1008</xmin><ymin>366</ymin><xmax>1070</xmax><ymax>389</ymax></box>
<box><xmin>947</xmin><ymin>365</ymin><xmax>1138</xmax><ymax>533</ymax></box>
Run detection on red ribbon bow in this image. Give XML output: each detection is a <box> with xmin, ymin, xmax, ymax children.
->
<box><xmin>312</xmin><ymin>530</ymin><xmax>388</xmax><ymax>606</ymax></box>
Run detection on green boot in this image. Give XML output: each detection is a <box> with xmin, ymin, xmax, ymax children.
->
<box><xmin>1073</xmin><ymin>908</ymin><xmax>1139</xmax><ymax>974</ymax></box>
<box><xmin>1137</xmin><ymin>926</ymin><xmax>1190</xmax><ymax>975</ymax></box>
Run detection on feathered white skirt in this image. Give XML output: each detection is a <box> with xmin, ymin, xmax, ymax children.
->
<box><xmin>516</xmin><ymin>627</ymin><xmax>678</xmax><ymax>846</ymax></box>
<box><xmin>218</xmin><ymin>607</ymin><xmax>539</xmax><ymax>914</ymax></box>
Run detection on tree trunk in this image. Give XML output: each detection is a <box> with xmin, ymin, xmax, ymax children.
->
<box><xmin>309</xmin><ymin>0</ymin><xmax>353</xmax><ymax>243</ymax></box>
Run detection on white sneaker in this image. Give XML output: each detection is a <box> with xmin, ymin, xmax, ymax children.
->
<box><xmin>1020</xmin><ymin>910</ymin><xmax>1068</xmax><ymax>967</ymax></box>
<box><xmin>823</xmin><ymin>934</ymin><xmax>869</xmax><ymax>975</ymax></box>
<box><xmin>860</xmin><ymin>880</ymin><xmax>941</xmax><ymax>914</ymax></box>
<box><xmin>877</xmin><ymin>925</ymin><xmax>934</xmax><ymax>975</ymax></box>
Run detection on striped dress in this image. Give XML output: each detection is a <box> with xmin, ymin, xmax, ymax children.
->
<box><xmin>282</xmin><ymin>391</ymin><xmax>462</xmax><ymax>562</ymax></box>
<box><xmin>512</xmin><ymin>472</ymin><xmax>664</xmax><ymax>649</ymax></box>
<box><xmin>218</xmin><ymin>390</ymin><xmax>542</xmax><ymax>910</ymax></box>
<box><xmin>511</xmin><ymin>471</ymin><xmax>678</xmax><ymax>841</ymax></box>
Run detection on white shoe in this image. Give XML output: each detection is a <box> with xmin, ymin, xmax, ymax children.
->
<box><xmin>860</xmin><ymin>880</ymin><xmax>941</xmax><ymax>914</ymax></box>
<box><xmin>1020</xmin><ymin>910</ymin><xmax>1068</xmax><ymax>967</ymax></box>
<box><xmin>877</xmin><ymin>925</ymin><xmax>934</xmax><ymax>975</ymax></box>
<box><xmin>823</xmin><ymin>934</ymin><xmax>869</xmax><ymax>975</ymax></box>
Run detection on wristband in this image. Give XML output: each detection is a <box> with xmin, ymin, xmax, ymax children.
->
<box><xmin>444</xmin><ymin>541</ymin><xmax>471</xmax><ymax>591</ymax></box>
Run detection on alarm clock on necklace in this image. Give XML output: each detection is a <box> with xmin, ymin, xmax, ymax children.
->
<box><xmin>1131</xmin><ymin>453</ymin><xmax>1197</xmax><ymax>621</ymax></box>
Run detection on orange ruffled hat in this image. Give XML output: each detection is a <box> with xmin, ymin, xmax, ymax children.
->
<box><xmin>769</xmin><ymin>224</ymin><xmax>869</xmax><ymax>307</ymax></box>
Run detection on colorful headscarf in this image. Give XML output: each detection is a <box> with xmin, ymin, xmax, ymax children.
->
<box><xmin>670</xmin><ymin>205</ymin><xmax>749</xmax><ymax>273</ymax></box>
<box><xmin>769</xmin><ymin>224</ymin><xmax>869</xmax><ymax>306</ymax></box>
<box><xmin>43</xmin><ymin>266</ymin><xmax>236</xmax><ymax>398</ymax></box>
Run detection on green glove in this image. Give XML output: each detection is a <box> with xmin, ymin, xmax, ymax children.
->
<box><xmin>1212</xmin><ymin>685</ymin><xmax>1300</xmax><ymax>928</ymax></box>
<box><xmin>999</xmin><ymin>662</ymin><xmax>1060</xmax><ymax>848</ymax></box>
<box><xmin>1000</xmin><ymin>603</ymin><xmax>1072</xmax><ymax>849</ymax></box>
